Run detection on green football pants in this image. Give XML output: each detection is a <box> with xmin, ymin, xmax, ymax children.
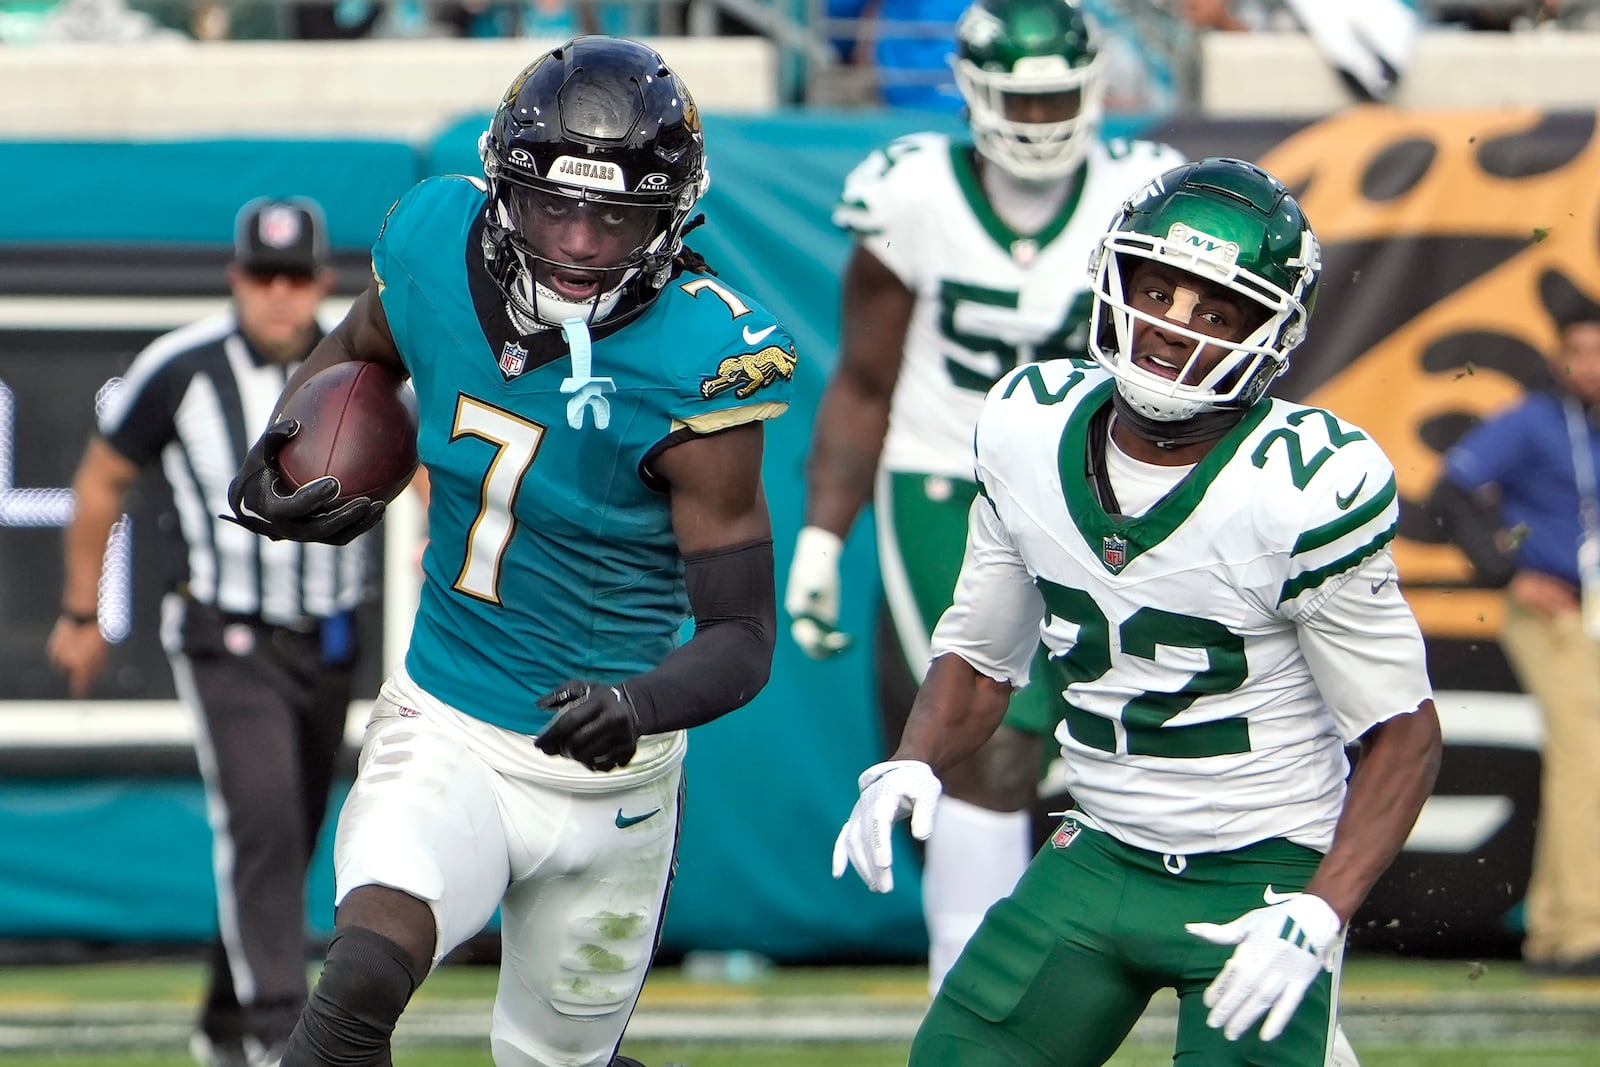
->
<box><xmin>912</xmin><ymin>817</ymin><xmax>1341</xmax><ymax>1066</ymax></box>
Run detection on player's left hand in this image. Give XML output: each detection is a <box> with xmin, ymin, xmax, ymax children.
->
<box><xmin>785</xmin><ymin>525</ymin><xmax>853</xmax><ymax>659</ymax></box>
<box><xmin>832</xmin><ymin>760</ymin><xmax>941</xmax><ymax>893</ymax></box>
<box><xmin>225</xmin><ymin>419</ymin><xmax>385</xmax><ymax>546</ymax></box>
<box><xmin>1185</xmin><ymin>892</ymin><xmax>1343</xmax><ymax>1042</ymax></box>
<box><xmin>535</xmin><ymin>681</ymin><xmax>641</xmax><ymax>772</ymax></box>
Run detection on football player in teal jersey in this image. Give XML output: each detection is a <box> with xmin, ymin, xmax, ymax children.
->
<box><xmin>833</xmin><ymin>158</ymin><xmax>1441</xmax><ymax>1066</ymax></box>
<box><xmin>227</xmin><ymin>37</ymin><xmax>793</xmax><ymax>1067</ymax></box>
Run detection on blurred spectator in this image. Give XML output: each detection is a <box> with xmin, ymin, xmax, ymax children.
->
<box><xmin>1428</xmin><ymin>309</ymin><xmax>1600</xmax><ymax>979</ymax></box>
<box><xmin>834</xmin><ymin>0</ymin><xmax>966</xmax><ymax>110</ymax></box>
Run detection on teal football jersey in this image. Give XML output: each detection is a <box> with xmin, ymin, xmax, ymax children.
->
<box><xmin>373</xmin><ymin>176</ymin><xmax>795</xmax><ymax>734</ymax></box>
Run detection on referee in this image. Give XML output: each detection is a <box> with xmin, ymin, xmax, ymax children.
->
<box><xmin>48</xmin><ymin>197</ymin><xmax>370</xmax><ymax>1067</ymax></box>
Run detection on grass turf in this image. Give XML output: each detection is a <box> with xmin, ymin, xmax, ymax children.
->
<box><xmin>3</xmin><ymin>956</ymin><xmax>1598</xmax><ymax>1065</ymax></box>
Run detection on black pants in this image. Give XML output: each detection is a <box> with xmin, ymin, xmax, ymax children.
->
<box><xmin>174</xmin><ymin>602</ymin><xmax>355</xmax><ymax>1050</ymax></box>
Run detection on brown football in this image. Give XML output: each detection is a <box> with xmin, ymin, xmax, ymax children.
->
<box><xmin>276</xmin><ymin>360</ymin><xmax>418</xmax><ymax>505</ymax></box>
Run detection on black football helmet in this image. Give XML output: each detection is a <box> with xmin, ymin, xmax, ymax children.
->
<box><xmin>479</xmin><ymin>36</ymin><xmax>708</xmax><ymax>329</ymax></box>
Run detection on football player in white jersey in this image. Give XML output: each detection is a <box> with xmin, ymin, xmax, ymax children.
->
<box><xmin>785</xmin><ymin>0</ymin><xmax>1185</xmax><ymax>994</ymax></box>
<box><xmin>832</xmin><ymin>157</ymin><xmax>1442</xmax><ymax>1066</ymax></box>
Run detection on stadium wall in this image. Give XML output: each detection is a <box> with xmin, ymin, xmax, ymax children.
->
<box><xmin>1</xmin><ymin>100</ymin><xmax>1593</xmax><ymax>960</ymax></box>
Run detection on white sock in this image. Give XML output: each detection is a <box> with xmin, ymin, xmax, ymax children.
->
<box><xmin>922</xmin><ymin>795</ymin><xmax>1031</xmax><ymax>996</ymax></box>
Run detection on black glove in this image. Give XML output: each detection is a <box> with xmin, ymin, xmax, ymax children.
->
<box><xmin>534</xmin><ymin>681</ymin><xmax>642</xmax><ymax>772</ymax></box>
<box><xmin>224</xmin><ymin>419</ymin><xmax>386</xmax><ymax>546</ymax></box>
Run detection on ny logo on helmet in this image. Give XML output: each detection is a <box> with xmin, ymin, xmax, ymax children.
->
<box><xmin>1166</xmin><ymin>223</ymin><xmax>1239</xmax><ymax>265</ymax></box>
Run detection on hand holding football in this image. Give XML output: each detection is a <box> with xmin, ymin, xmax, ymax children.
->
<box><xmin>276</xmin><ymin>361</ymin><xmax>419</xmax><ymax>505</ymax></box>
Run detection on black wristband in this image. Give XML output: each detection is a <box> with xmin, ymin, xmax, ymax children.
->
<box><xmin>61</xmin><ymin>609</ymin><xmax>98</xmax><ymax>626</ymax></box>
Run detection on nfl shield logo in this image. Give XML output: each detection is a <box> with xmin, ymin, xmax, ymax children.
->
<box><xmin>258</xmin><ymin>206</ymin><xmax>302</xmax><ymax>248</ymax></box>
<box><xmin>1051</xmin><ymin>820</ymin><xmax>1080</xmax><ymax>850</ymax></box>
<box><xmin>1102</xmin><ymin>534</ymin><xmax>1127</xmax><ymax>570</ymax></box>
<box><xmin>499</xmin><ymin>340</ymin><xmax>528</xmax><ymax>379</ymax></box>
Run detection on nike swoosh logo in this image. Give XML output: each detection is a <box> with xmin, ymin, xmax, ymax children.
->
<box><xmin>615</xmin><ymin>807</ymin><xmax>661</xmax><ymax>829</ymax></box>
<box><xmin>742</xmin><ymin>324</ymin><xmax>777</xmax><ymax>345</ymax></box>
<box><xmin>1371</xmin><ymin>574</ymin><xmax>1393</xmax><ymax>595</ymax></box>
<box><xmin>1335</xmin><ymin>475</ymin><xmax>1367</xmax><ymax>510</ymax></box>
<box><xmin>1264</xmin><ymin>885</ymin><xmax>1299</xmax><ymax>906</ymax></box>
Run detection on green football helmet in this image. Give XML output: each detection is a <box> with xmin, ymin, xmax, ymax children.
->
<box><xmin>1087</xmin><ymin>157</ymin><xmax>1322</xmax><ymax>422</ymax></box>
<box><xmin>952</xmin><ymin>0</ymin><xmax>1106</xmax><ymax>182</ymax></box>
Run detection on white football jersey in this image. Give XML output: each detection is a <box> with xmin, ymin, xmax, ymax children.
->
<box><xmin>834</xmin><ymin>132</ymin><xmax>1185</xmax><ymax>479</ymax></box>
<box><xmin>930</xmin><ymin>361</ymin><xmax>1433</xmax><ymax>855</ymax></box>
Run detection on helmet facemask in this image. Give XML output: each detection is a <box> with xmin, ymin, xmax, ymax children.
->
<box><xmin>1085</xmin><ymin>159</ymin><xmax>1321</xmax><ymax>425</ymax></box>
<box><xmin>480</xmin><ymin>145</ymin><xmax>703</xmax><ymax>329</ymax></box>
<box><xmin>955</xmin><ymin>50</ymin><xmax>1106</xmax><ymax>183</ymax></box>
<box><xmin>1089</xmin><ymin>230</ymin><xmax>1315</xmax><ymax>423</ymax></box>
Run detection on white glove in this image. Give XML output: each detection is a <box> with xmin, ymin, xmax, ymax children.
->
<box><xmin>785</xmin><ymin>525</ymin><xmax>852</xmax><ymax>658</ymax></box>
<box><xmin>1185</xmin><ymin>892</ymin><xmax>1343</xmax><ymax>1042</ymax></box>
<box><xmin>831</xmin><ymin>759</ymin><xmax>941</xmax><ymax>893</ymax></box>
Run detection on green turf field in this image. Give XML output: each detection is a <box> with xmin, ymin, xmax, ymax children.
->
<box><xmin>2</xmin><ymin>956</ymin><xmax>1598</xmax><ymax>1065</ymax></box>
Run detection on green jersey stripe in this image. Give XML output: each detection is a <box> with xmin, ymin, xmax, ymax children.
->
<box><xmin>1278</xmin><ymin>526</ymin><xmax>1397</xmax><ymax>605</ymax></box>
<box><xmin>1291</xmin><ymin>474</ymin><xmax>1397</xmax><ymax>556</ymax></box>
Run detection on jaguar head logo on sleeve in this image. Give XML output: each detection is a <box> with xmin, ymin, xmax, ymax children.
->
<box><xmin>700</xmin><ymin>345</ymin><xmax>797</xmax><ymax>400</ymax></box>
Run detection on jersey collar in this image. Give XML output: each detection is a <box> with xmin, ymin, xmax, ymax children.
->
<box><xmin>1058</xmin><ymin>380</ymin><xmax>1271</xmax><ymax>573</ymax></box>
<box><xmin>950</xmin><ymin>143</ymin><xmax>1086</xmax><ymax>262</ymax></box>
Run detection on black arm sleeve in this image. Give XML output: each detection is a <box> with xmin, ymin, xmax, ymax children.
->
<box><xmin>623</xmin><ymin>537</ymin><xmax>777</xmax><ymax>734</ymax></box>
<box><xmin>1425</xmin><ymin>477</ymin><xmax>1517</xmax><ymax>588</ymax></box>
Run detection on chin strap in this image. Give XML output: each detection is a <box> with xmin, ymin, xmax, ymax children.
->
<box><xmin>1111</xmin><ymin>391</ymin><xmax>1248</xmax><ymax>450</ymax></box>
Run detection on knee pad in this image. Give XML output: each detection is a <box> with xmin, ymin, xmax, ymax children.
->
<box><xmin>280</xmin><ymin>928</ymin><xmax>424</xmax><ymax>1067</ymax></box>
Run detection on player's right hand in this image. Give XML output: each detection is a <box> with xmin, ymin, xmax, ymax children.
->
<box><xmin>785</xmin><ymin>525</ymin><xmax>852</xmax><ymax>658</ymax></box>
<box><xmin>47</xmin><ymin>616</ymin><xmax>108</xmax><ymax>698</ymax></box>
<box><xmin>832</xmin><ymin>759</ymin><xmax>941</xmax><ymax>893</ymax></box>
<box><xmin>225</xmin><ymin>419</ymin><xmax>385</xmax><ymax>546</ymax></box>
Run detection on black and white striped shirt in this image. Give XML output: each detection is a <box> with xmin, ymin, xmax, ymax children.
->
<box><xmin>98</xmin><ymin>311</ymin><xmax>366</xmax><ymax>629</ymax></box>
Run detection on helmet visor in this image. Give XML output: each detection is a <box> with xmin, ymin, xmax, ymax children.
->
<box><xmin>504</xmin><ymin>184</ymin><xmax>664</xmax><ymax>273</ymax></box>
